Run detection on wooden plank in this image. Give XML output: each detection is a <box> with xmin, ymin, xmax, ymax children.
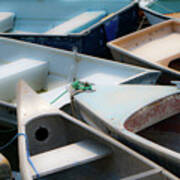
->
<box><xmin>31</xmin><ymin>139</ymin><xmax>111</xmax><ymax>177</ymax></box>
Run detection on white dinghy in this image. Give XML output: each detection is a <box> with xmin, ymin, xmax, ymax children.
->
<box><xmin>0</xmin><ymin>37</ymin><xmax>160</xmax><ymax>126</ymax></box>
<box><xmin>74</xmin><ymin>84</ymin><xmax>180</xmax><ymax>176</ymax></box>
<box><xmin>16</xmin><ymin>81</ymin><xmax>178</xmax><ymax>180</ymax></box>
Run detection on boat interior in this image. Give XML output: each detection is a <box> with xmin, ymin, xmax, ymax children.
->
<box><xmin>139</xmin><ymin>112</ymin><xmax>180</xmax><ymax>153</ymax></box>
<box><xmin>110</xmin><ymin>20</ymin><xmax>180</xmax><ymax>73</ymax></box>
<box><xmin>0</xmin><ymin>38</ymin><xmax>155</xmax><ymax>107</ymax></box>
<box><xmin>15</xmin><ymin>81</ymin><xmax>176</xmax><ymax>180</ymax></box>
<box><xmin>25</xmin><ymin>114</ymin><xmax>157</xmax><ymax>179</ymax></box>
<box><xmin>0</xmin><ymin>0</ymin><xmax>132</xmax><ymax>35</ymax></box>
<box><xmin>73</xmin><ymin>84</ymin><xmax>180</xmax><ymax>134</ymax></box>
<box><xmin>63</xmin><ymin>103</ymin><xmax>180</xmax><ymax>154</ymax></box>
<box><xmin>20</xmin><ymin>113</ymin><xmax>175</xmax><ymax>180</ymax></box>
<box><xmin>147</xmin><ymin>0</ymin><xmax>180</xmax><ymax>16</ymax></box>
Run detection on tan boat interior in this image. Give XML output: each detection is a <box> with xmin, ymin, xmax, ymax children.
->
<box><xmin>112</xmin><ymin>21</ymin><xmax>180</xmax><ymax>73</ymax></box>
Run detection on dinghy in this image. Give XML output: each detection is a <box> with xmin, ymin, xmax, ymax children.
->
<box><xmin>0</xmin><ymin>0</ymin><xmax>139</xmax><ymax>58</ymax></box>
<box><xmin>0</xmin><ymin>37</ymin><xmax>160</xmax><ymax>126</ymax></box>
<box><xmin>108</xmin><ymin>20</ymin><xmax>180</xmax><ymax>83</ymax></box>
<box><xmin>16</xmin><ymin>81</ymin><xmax>179</xmax><ymax>180</ymax></box>
<box><xmin>0</xmin><ymin>153</ymin><xmax>12</xmax><ymax>179</ymax></box>
<box><xmin>139</xmin><ymin>0</ymin><xmax>180</xmax><ymax>24</ymax></box>
<box><xmin>74</xmin><ymin>84</ymin><xmax>180</xmax><ymax>176</ymax></box>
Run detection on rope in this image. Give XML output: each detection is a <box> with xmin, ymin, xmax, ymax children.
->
<box><xmin>70</xmin><ymin>81</ymin><xmax>93</xmax><ymax>117</ymax></box>
<box><xmin>50</xmin><ymin>89</ymin><xmax>68</xmax><ymax>104</ymax></box>
<box><xmin>50</xmin><ymin>80</ymin><xmax>93</xmax><ymax>104</ymax></box>
<box><xmin>0</xmin><ymin>133</ymin><xmax>40</xmax><ymax>179</ymax></box>
<box><xmin>71</xmin><ymin>80</ymin><xmax>92</xmax><ymax>91</ymax></box>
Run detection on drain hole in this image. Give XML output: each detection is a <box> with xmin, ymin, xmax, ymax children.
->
<box><xmin>168</xmin><ymin>59</ymin><xmax>180</xmax><ymax>71</ymax></box>
<box><xmin>35</xmin><ymin>127</ymin><xmax>49</xmax><ymax>141</ymax></box>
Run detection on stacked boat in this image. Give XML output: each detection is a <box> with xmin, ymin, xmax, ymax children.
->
<box><xmin>140</xmin><ymin>0</ymin><xmax>180</xmax><ymax>24</ymax></box>
<box><xmin>16</xmin><ymin>81</ymin><xmax>178</xmax><ymax>179</ymax></box>
<box><xmin>0</xmin><ymin>0</ymin><xmax>140</xmax><ymax>58</ymax></box>
<box><xmin>0</xmin><ymin>0</ymin><xmax>179</xmax><ymax>179</ymax></box>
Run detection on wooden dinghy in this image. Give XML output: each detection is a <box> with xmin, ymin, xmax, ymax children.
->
<box><xmin>0</xmin><ymin>153</ymin><xmax>12</xmax><ymax>179</ymax></box>
<box><xmin>139</xmin><ymin>0</ymin><xmax>180</xmax><ymax>25</ymax></box>
<box><xmin>108</xmin><ymin>20</ymin><xmax>180</xmax><ymax>83</ymax></box>
<box><xmin>0</xmin><ymin>0</ymin><xmax>139</xmax><ymax>58</ymax></box>
<box><xmin>16</xmin><ymin>81</ymin><xmax>179</xmax><ymax>180</ymax></box>
<box><xmin>74</xmin><ymin>84</ymin><xmax>180</xmax><ymax>176</ymax></box>
<box><xmin>0</xmin><ymin>37</ymin><xmax>160</xmax><ymax>126</ymax></box>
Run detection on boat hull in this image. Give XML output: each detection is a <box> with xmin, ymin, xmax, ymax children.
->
<box><xmin>74</xmin><ymin>85</ymin><xmax>180</xmax><ymax>176</ymax></box>
<box><xmin>16</xmin><ymin>81</ymin><xmax>179</xmax><ymax>179</ymax></box>
<box><xmin>76</xmin><ymin>102</ymin><xmax>180</xmax><ymax>177</ymax></box>
<box><xmin>107</xmin><ymin>20</ymin><xmax>180</xmax><ymax>84</ymax></box>
<box><xmin>0</xmin><ymin>2</ymin><xmax>140</xmax><ymax>59</ymax></box>
<box><xmin>0</xmin><ymin>37</ymin><xmax>160</xmax><ymax>127</ymax></box>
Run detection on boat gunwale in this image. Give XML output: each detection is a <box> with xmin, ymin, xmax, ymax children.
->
<box><xmin>0</xmin><ymin>1</ymin><xmax>137</xmax><ymax>37</ymax></box>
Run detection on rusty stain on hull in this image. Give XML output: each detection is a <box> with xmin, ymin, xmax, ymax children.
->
<box><xmin>125</xmin><ymin>93</ymin><xmax>180</xmax><ymax>133</ymax></box>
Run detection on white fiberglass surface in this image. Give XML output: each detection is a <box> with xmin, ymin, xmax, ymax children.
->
<box><xmin>0</xmin><ymin>0</ymin><xmax>132</xmax><ymax>33</ymax></box>
<box><xmin>75</xmin><ymin>57</ymin><xmax>144</xmax><ymax>85</ymax></box>
<box><xmin>0</xmin><ymin>38</ymin><xmax>146</xmax><ymax>105</ymax></box>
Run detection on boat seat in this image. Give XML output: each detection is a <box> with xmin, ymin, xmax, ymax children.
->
<box><xmin>0</xmin><ymin>12</ymin><xmax>15</xmax><ymax>32</ymax></box>
<box><xmin>46</xmin><ymin>11</ymin><xmax>107</xmax><ymax>35</ymax></box>
<box><xmin>0</xmin><ymin>58</ymin><xmax>48</xmax><ymax>101</ymax></box>
<box><xmin>31</xmin><ymin>139</ymin><xmax>111</xmax><ymax>178</ymax></box>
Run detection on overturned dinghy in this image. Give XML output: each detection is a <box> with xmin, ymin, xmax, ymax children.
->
<box><xmin>74</xmin><ymin>84</ymin><xmax>180</xmax><ymax>176</ymax></box>
<box><xmin>139</xmin><ymin>0</ymin><xmax>180</xmax><ymax>24</ymax></box>
<box><xmin>108</xmin><ymin>20</ymin><xmax>180</xmax><ymax>83</ymax></box>
<box><xmin>17</xmin><ymin>81</ymin><xmax>179</xmax><ymax>180</ymax></box>
<box><xmin>0</xmin><ymin>0</ymin><xmax>139</xmax><ymax>58</ymax></box>
<box><xmin>0</xmin><ymin>153</ymin><xmax>12</xmax><ymax>179</ymax></box>
<box><xmin>0</xmin><ymin>37</ymin><xmax>160</xmax><ymax>126</ymax></box>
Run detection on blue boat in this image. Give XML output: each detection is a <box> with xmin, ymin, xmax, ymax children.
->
<box><xmin>140</xmin><ymin>0</ymin><xmax>180</xmax><ymax>24</ymax></box>
<box><xmin>0</xmin><ymin>0</ymin><xmax>139</xmax><ymax>58</ymax></box>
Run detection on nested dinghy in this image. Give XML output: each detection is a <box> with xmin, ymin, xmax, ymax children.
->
<box><xmin>16</xmin><ymin>81</ymin><xmax>178</xmax><ymax>180</ymax></box>
<box><xmin>0</xmin><ymin>0</ymin><xmax>139</xmax><ymax>58</ymax></box>
<box><xmin>139</xmin><ymin>0</ymin><xmax>180</xmax><ymax>25</ymax></box>
<box><xmin>108</xmin><ymin>20</ymin><xmax>180</xmax><ymax>83</ymax></box>
<box><xmin>74</xmin><ymin>84</ymin><xmax>180</xmax><ymax>176</ymax></box>
<box><xmin>0</xmin><ymin>37</ymin><xmax>160</xmax><ymax>126</ymax></box>
<box><xmin>0</xmin><ymin>153</ymin><xmax>12</xmax><ymax>179</ymax></box>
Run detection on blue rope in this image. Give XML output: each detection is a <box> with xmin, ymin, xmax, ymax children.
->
<box><xmin>0</xmin><ymin>133</ymin><xmax>40</xmax><ymax>179</ymax></box>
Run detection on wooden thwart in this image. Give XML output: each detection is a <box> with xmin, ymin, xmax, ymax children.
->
<box><xmin>31</xmin><ymin>139</ymin><xmax>111</xmax><ymax>177</ymax></box>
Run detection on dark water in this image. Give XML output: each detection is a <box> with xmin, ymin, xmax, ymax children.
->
<box><xmin>0</xmin><ymin>125</ymin><xmax>19</xmax><ymax>171</ymax></box>
<box><xmin>139</xmin><ymin>113</ymin><xmax>180</xmax><ymax>153</ymax></box>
